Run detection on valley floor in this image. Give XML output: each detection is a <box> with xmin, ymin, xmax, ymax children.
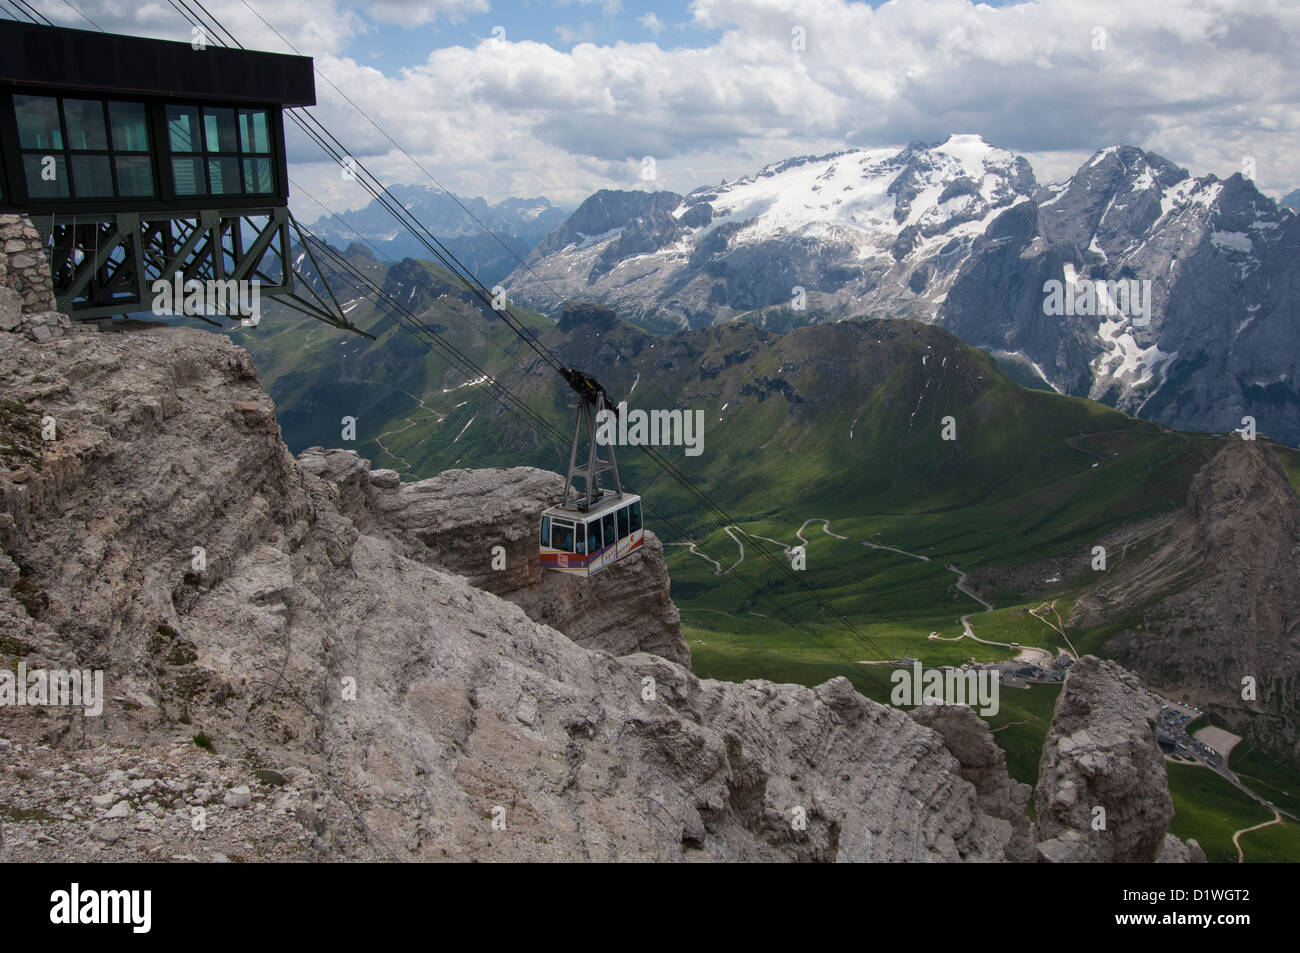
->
<box><xmin>667</xmin><ymin>512</ymin><xmax>1300</xmax><ymax>862</ymax></box>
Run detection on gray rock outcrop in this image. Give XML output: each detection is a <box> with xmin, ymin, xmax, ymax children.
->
<box><xmin>1077</xmin><ymin>439</ymin><xmax>1300</xmax><ymax>767</ymax></box>
<box><xmin>0</xmin><ymin>212</ymin><xmax>56</xmax><ymax>315</ymax></box>
<box><xmin>297</xmin><ymin>449</ymin><xmax>689</xmax><ymax>666</ymax></box>
<box><xmin>1034</xmin><ymin>656</ymin><xmax>1205</xmax><ymax>863</ymax></box>
<box><xmin>910</xmin><ymin>705</ymin><xmax>1036</xmax><ymax>862</ymax></box>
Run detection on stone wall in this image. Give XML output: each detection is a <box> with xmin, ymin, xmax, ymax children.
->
<box><xmin>0</xmin><ymin>212</ymin><xmax>79</xmax><ymax>342</ymax></box>
<box><xmin>0</xmin><ymin>213</ymin><xmax>56</xmax><ymax>314</ymax></box>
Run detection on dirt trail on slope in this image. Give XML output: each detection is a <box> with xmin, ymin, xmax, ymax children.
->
<box><xmin>1233</xmin><ymin>811</ymin><xmax>1282</xmax><ymax>863</ymax></box>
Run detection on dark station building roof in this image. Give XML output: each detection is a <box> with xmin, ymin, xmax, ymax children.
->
<box><xmin>0</xmin><ymin>20</ymin><xmax>314</xmax><ymax>215</ymax></box>
<box><xmin>0</xmin><ymin>20</ymin><xmax>315</xmax><ymax>106</ymax></box>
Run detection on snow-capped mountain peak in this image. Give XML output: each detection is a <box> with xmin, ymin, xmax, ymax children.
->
<box><xmin>507</xmin><ymin>135</ymin><xmax>1038</xmax><ymax>329</ymax></box>
<box><xmin>505</xmin><ymin>137</ymin><xmax>1300</xmax><ymax>444</ymax></box>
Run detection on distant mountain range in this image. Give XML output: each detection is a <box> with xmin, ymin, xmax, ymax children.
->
<box><xmin>500</xmin><ymin>136</ymin><xmax>1300</xmax><ymax>445</ymax></box>
<box><xmin>304</xmin><ymin>185</ymin><xmax>570</xmax><ymax>285</ymax></box>
<box><xmin>1282</xmin><ymin>189</ymin><xmax>1300</xmax><ymax>211</ymax></box>
<box><xmin>505</xmin><ymin>135</ymin><xmax>1038</xmax><ymax>333</ymax></box>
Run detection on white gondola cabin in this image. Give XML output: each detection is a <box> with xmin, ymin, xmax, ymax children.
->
<box><xmin>542</xmin><ymin>367</ymin><xmax>645</xmax><ymax>577</ymax></box>
<box><xmin>539</xmin><ymin>493</ymin><xmax>642</xmax><ymax>577</ymax></box>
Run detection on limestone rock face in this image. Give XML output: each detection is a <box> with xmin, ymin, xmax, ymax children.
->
<box><xmin>0</xmin><ymin>324</ymin><xmax>1033</xmax><ymax>862</ymax></box>
<box><xmin>1034</xmin><ymin>656</ymin><xmax>1205</xmax><ymax>863</ymax></box>
<box><xmin>910</xmin><ymin>705</ymin><xmax>1035</xmax><ymax>862</ymax></box>
<box><xmin>1078</xmin><ymin>439</ymin><xmax>1300</xmax><ymax>767</ymax></box>
<box><xmin>507</xmin><ymin>532</ymin><xmax>686</xmax><ymax>665</ymax></box>
<box><xmin>296</xmin><ymin>450</ymin><xmax>689</xmax><ymax>666</ymax></box>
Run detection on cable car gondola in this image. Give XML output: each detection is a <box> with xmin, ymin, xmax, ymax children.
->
<box><xmin>539</xmin><ymin>369</ymin><xmax>643</xmax><ymax>577</ymax></box>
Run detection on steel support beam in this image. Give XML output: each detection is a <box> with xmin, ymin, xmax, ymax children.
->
<box><xmin>34</xmin><ymin>207</ymin><xmax>295</xmax><ymax>322</ymax></box>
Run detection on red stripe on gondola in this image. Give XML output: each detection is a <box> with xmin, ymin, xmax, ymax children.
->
<box><xmin>540</xmin><ymin>534</ymin><xmax>642</xmax><ymax>568</ymax></box>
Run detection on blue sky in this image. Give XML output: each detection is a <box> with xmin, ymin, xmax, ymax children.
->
<box><xmin>349</xmin><ymin>2</ymin><xmax>718</xmax><ymax>65</ymax></box>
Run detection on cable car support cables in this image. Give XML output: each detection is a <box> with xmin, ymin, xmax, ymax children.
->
<box><xmin>161</xmin><ymin>0</ymin><xmax>901</xmax><ymax>665</ymax></box>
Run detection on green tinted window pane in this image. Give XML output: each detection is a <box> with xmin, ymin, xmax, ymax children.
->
<box><xmin>115</xmin><ymin>156</ymin><xmax>154</xmax><ymax>197</ymax></box>
<box><xmin>172</xmin><ymin>156</ymin><xmax>204</xmax><ymax>195</ymax></box>
<box><xmin>238</xmin><ymin>110</ymin><xmax>269</xmax><ymax>154</ymax></box>
<box><xmin>23</xmin><ymin>153</ymin><xmax>70</xmax><ymax>198</ymax></box>
<box><xmin>15</xmin><ymin>96</ymin><xmax>63</xmax><ymax>150</ymax></box>
<box><xmin>71</xmin><ymin>154</ymin><xmax>113</xmax><ymax>196</ymax></box>
<box><xmin>203</xmin><ymin>108</ymin><xmax>237</xmax><ymax>153</ymax></box>
<box><xmin>207</xmin><ymin>157</ymin><xmax>240</xmax><ymax>194</ymax></box>
<box><xmin>166</xmin><ymin>105</ymin><xmax>200</xmax><ymax>152</ymax></box>
<box><xmin>63</xmin><ymin>99</ymin><xmax>108</xmax><ymax>150</ymax></box>
<box><xmin>241</xmin><ymin>157</ymin><xmax>273</xmax><ymax>193</ymax></box>
<box><xmin>109</xmin><ymin>102</ymin><xmax>149</xmax><ymax>152</ymax></box>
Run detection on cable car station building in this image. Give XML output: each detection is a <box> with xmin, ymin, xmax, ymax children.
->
<box><xmin>0</xmin><ymin>19</ymin><xmax>352</xmax><ymax>329</ymax></box>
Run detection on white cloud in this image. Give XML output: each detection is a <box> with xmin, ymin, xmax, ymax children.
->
<box><xmin>554</xmin><ymin>22</ymin><xmax>600</xmax><ymax>45</ymax></box>
<box><xmin>39</xmin><ymin>0</ymin><xmax>364</xmax><ymax>56</ymax></box>
<box><xmin>639</xmin><ymin>12</ymin><xmax>665</xmax><ymax>35</ymax></box>
<box><xmin>359</xmin><ymin>0</ymin><xmax>489</xmax><ymax>27</ymax></box>
<box><xmin>560</xmin><ymin>0</ymin><xmax>624</xmax><ymax>15</ymax></box>
<box><xmin>36</xmin><ymin>0</ymin><xmax>1300</xmax><ymax>207</ymax></box>
<box><xmin>418</xmin><ymin>0</ymin><xmax>1296</xmax><ymax>201</ymax></box>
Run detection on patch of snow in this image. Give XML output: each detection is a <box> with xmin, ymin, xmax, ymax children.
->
<box><xmin>1210</xmin><ymin>230</ymin><xmax>1252</xmax><ymax>253</ymax></box>
<box><xmin>1092</xmin><ymin>317</ymin><xmax>1174</xmax><ymax>387</ymax></box>
<box><xmin>1250</xmin><ymin>373</ymin><xmax>1290</xmax><ymax>387</ymax></box>
<box><xmin>442</xmin><ymin>375</ymin><xmax>489</xmax><ymax>393</ymax></box>
<box><xmin>569</xmin><ymin>227</ymin><xmax>623</xmax><ymax>251</ymax></box>
<box><xmin>1159</xmin><ymin>178</ymin><xmax>1199</xmax><ymax>218</ymax></box>
<box><xmin>452</xmin><ymin>415</ymin><xmax>476</xmax><ymax>443</ymax></box>
<box><xmin>1089</xmin><ymin>146</ymin><xmax>1120</xmax><ymax>168</ymax></box>
<box><xmin>1038</xmin><ymin>180</ymin><xmax>1071</xmax><ymax>208</ymax></box>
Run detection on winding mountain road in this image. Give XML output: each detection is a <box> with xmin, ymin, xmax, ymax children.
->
<box><xmin>858</xmin><ymin>539</ymin><xmax>1054</xmax><ymax>664</ymax></box>
<box><xmin>797</xmin><ymin>519</ymin><xmax>848</xmax><ymax>546</ymax></box>
<box><xmin>664</xmin><ymin>541</ymin><xmax>725</xmax><ymax>575</ymax></box>
<box><xmin>677</xmin><ymin>520</ymin><xmax>851</xmax><ymax>574</ymax></box>
<box><xmin>673</xmin><ymin>522</ymin><xmax>1056</xmax><ymax>665</ymax></box>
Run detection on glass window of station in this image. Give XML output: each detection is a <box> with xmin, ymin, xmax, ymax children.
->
<box><xmin>14</xmin><ymin>95</ymin><xmax>155</xmax><ymax>199</ymax></box>
<box><xmin>166</xmin><ymin>105</ymin><xmax>274</xmax><ymax>196</ymax></box>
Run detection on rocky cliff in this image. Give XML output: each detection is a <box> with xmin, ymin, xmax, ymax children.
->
<box><xmin>0</xmin><ymin>320</ymin><xmax>1041</xmax><ymax>862</ymax></box>
<box><xmin>0</xmin><ymin>284</ymin><xmax>1202</xmax><ymax>861</ymax></box>
<box><xmin>1076</xmin><ymin>439</ymin><xmax>1300</xmax><ymax>767</ymax></box>
<box><xmin>296</xmin><ymin>449</ymin><xmax>689</xmax><ymax>667</ymax></box>
<box><xmin>942</xmin><ymin>147</ymin><xmax>1300</xmax><ymax>444</ymax></box>
<box><xmin>1034</xmin><ymin>657</ymin><xmax>1205</xmax><ymax>863</ymax></box>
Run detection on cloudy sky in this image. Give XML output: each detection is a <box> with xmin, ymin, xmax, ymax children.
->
<box><xmin>22</xmin><ymin>0</ymin><xmax>1300</xmax><ymax>219</ymax></box>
